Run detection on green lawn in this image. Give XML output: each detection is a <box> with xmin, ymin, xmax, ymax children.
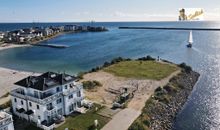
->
<box><xmin>104</xmin><ymin>61</ymin><xmax>178</xmax><ymax>80</ymax></box>
<box><xmin>56</xmin><ymin>105</ymin><xmax>110</xmax><ymax>130</ymax></box>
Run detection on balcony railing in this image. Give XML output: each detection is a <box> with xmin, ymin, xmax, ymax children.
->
<box><xmin>63</xmin><ymin>85</ymin><xmax>82</xmax><ymax>96</ymax></box>
<box><xmin>75</xmin><ymin>96</ymin><xmax>84</xmax><ymax>102</ymax></box>
<box><xmin>10</xmin><ymin>89</ymin><xmax>63</xmax><ymax>105</ymax></box>
<box><xmin>46</xmin><ymin>107</ymin><xmax>57</xmax><ymax>116</ymax></box>
<box><xmin>0</xmin><ymin>116</ymin><xmax>13</xmax><ymax>127</ymax></box>
<box><xmin>39</xmin><ymin>123</ymin><xmax>56</xmax><ymax>130</ymax></box>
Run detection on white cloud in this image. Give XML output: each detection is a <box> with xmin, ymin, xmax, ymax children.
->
<box><xmin>111</xmin><ymin>11</ymin><xmax>176</xmax><ymax>21</ymax></box>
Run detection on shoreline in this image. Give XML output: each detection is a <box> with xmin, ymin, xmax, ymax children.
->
<box><xmin>0</xmin><ymin>67</ymin><xmax>39</xmax><ymax>99</ymax></box>
<box><xmin>129</xmin><ymin>69</ymin><xmax>200</xmax><ymax>130</ymax></box>
<box><xmin>0</xmin><ymin>31</ymin><xmax>67</xmax><ymax>51</ymax></box>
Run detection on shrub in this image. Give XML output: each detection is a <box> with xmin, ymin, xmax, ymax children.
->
<box><xmin>163</xmin><ymin>84</ymin><xmax>177</xmax><ymax>94</ymax></box>
<box><xmin>103</xmin><ymin>62</ymin><xmax>111</xmax><ymax>67</ymax></box>
<box><xmin>82</xmin><ymin>80</ymin><xmax>102</xmax><ymax>90</ymax></box>
<box><xmin>155</xmin><ymin>86</ymin><xmax>162</xmax><ymax>92</ymax></box>
<box><xmin>129</xmin><ymin>121</ymin><xmax>145</xmax><ymax>130</ymax></box>
<box><xmin>138</xmin><ymin>55</ymin><xmax>155</xmax><ymax>61</ymax></box>
<box><xmin>143</xmin><ymin>119</ymin><xmax>150</xmax><ymax>127</ymax></box>
<box><xmin>178</xmin><ymin>63</ymin><xmax>192</xmax><ymax>73</ymax></box>
<box><xmin>111</xmin><ymin>57</ymin><xmax>124</xmax><ymax>64</ymax></box>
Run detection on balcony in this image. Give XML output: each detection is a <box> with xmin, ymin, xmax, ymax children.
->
<box><xmin>75</xmin><ymin>96</ymin><xmax>84</xmax><ymax>102</ymax></box>
<box><xmin>10</xmin><ymin>89</ymin><xmax>63</xmax><ymax>105</ymax></box>
<box><xmin>46</xmin><ymin>106</ymin><xmax>57</xmax><ymax>116</ymax></box>
<box><xmin>0</xmin><ymin>115</ymin><xmax>13</xmax><ymax>127</ymax></box>
<box><xmin>62</xmin><ymin>84</ymin><xmax>82</xmax><ymax>96</ymax></box>
<box><xmin>39</xmin><ymin>123</ymin><xmax>56</xmax><ymax>130</ymax></box>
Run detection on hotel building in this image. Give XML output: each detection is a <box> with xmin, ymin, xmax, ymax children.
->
<box><xmin>10</xmin><ymin>72</ymin><xmax>84</xmax><ymax>129</ymax></box>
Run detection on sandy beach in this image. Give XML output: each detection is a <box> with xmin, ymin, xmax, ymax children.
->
<box><xmin>0</xmin><ymin>44</ymin><xmax>39</xmax><ymax>104</ymax></box>
<box><xmin>0</xmin><ymin>67</ymin><xmax>36</xmax><ymax>96</ymax></box>
<box><xmin>0</xmin><ymin>43</ymin><xmax>30</xmax><ymax>51</ymax></box>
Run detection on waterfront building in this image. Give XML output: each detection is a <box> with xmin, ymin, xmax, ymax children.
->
<box><xmin>64</xmin><ymin>25</ymin><xmax>77</xmax><ymax>32</ymax></box>
<box><xmin>0</xmin><ymin>32</ymin><xmax>5</xmax><ymax>40</ymax></box>
<box><xmin>82</xmin><ymin>26</ymin><xmax>88</xmax><ymax>31</ymax></box>
<box><xmin>43</xmin><ymin>28</ymin><xmax>54</xmax><ymax>36</ymax></box>
<box><xmin>0</xmin><ymin>111</ymin><xmax>14</xmax><ymax>130</ymax></box>
<box><xmin>10</xmin><ymin>72</ymin><xmax>84</xmax><ymax>129</ymax></box>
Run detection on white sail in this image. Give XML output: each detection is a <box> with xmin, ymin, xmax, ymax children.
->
<box><xmin>188</xmin><ymin>30</ymin><xmax>193</xmax><ymax>44</ymax></box>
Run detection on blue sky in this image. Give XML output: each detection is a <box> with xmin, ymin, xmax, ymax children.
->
<box><xmin>0</xmin><ymin>0</ymin><xmax>220</xmax><ymax>22</ymax></box>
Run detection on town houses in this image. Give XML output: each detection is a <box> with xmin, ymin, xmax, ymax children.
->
<box><xmin>10</xmin><ymin>72</ymin><xmax>84</xmax><ymax>130</ymax></box>
<box><xmin>0</xmin><ymin>24</ymin><xmax>108</xmax><ymax>45</ymax></box>
<box><xmin>0</xmin><ymin>32</ymin><xmax>5</xmax><ymax>42</ymax></box>
<box><xmin>0</xmin><ymin>111</ymin><xmax>14</xmax><ymax>130</ymax></box>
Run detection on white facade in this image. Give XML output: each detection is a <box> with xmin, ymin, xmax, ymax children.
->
<box><xmin>64</xmin><ymin>25</ymin><xmax>77</xmax><ymax>32</ymax></box>
<box><xmin>0</xmin><ymin>111</ymin><xmax>14</xmax><ymax>130</ymax></box>
<box><xmin>0</xmin><ymin>32</ymin><xmax>4</xmax><ymax>39</ymax></box>
<box><xmin>10</xmin><ymin>72</ymin><xmax>84</xmax><ymax>129</ymax></box>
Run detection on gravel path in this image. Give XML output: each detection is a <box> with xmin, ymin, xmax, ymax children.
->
<box><xmin>101</xmin><ymin>108</ymin><xmax>141</xmax><ymax>130</ymax></box>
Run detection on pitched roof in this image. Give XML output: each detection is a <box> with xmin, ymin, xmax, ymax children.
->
<box><xmin>14</xmin><ymin>72</ymin><xmax>76</xmax><ymax>91</ymax></box>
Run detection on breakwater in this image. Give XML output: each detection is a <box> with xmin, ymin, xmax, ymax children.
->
<box><xmin>129</xmin><ymin>67</ymin><xmax>200</xmax><ymax>130</ymax></box>
<box><xmin>119</xmin><ymin>26</ymin><xmax>220</xmax><ymax>31</ymax></box>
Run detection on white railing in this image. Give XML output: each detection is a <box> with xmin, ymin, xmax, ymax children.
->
<box><xmin>39</xmin><ymin>123</ymin><xmax>55</xmax><ymax>130</ymax></box>
<box><xmin>0</xmin><ymin>116</ymin><xmax>13</xmax><ymax>127</ymax></box>
<box><xmin>10</xmin><ymin>89</ymin><xmax>63</xmax><ymax>105</ymax></box>
<box><xmin>75</xmin><ymin>97</ymin><xmax>84</xmax><ymax>102</ymax></box>
<box><xmin>46</xmin><ymin>107</ymin><xmax>57</xmax><ymax>116</ymax></box>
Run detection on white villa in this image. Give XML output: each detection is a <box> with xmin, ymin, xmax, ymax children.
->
<box><xmin>10</xmin><ymin>72</ymin><xmax>84</xmax><ymax>130</ymax></box>
<box><xmin>0</xmin><ymin>111</ymin><xmax>14</xmax><ymax>130</ymax></box>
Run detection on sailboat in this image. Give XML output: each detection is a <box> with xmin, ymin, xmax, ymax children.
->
<box><xmin>187</xmin><ymin>30</ymin><xmax>193</xmax><ymax>48</ymax></box>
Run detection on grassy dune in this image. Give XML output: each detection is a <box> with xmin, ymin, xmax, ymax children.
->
<box><xmin>104</xmin><ymin>61</ymin><xmax>178</xmax><ymax>80</ymax></box>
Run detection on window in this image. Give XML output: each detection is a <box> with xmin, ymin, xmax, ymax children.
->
<box><xmin>70</xmin><ymin>83</ymin><xmax>73</xmax><ymax>88</ymax></box>
<box><xmin>37</xmin><ymin>105</ymin><xmax>40</xmax><ymax>110</ymax></box>
<box><xmin>14</xmin><ymin>98</ymin><xmax>17</xmax><ymax>103</ymax></box>
<box><xmin>56</xmin><ymin>98</ymin><xmax>62</xmax><ymax>104</ymax></box>
<box><xmin>77</xmin><ymin>91</ymin><xmax>81</xmax><ymax>97</ymax></box>
<box><xmin>34</xmin><ymin>91</ymin><xmax>38</xmax><ymax>98</ymax></box>
<box><xmin>57</xmin><ymin>108</ymin><xmax>62</xmax><ymax>115</ymax></box>
<box><xmin>21</xmin><ymin>100</ymin><xmax>23</xmax><ymax>105</ymax></box>
<box><xmin>65</xmin><ymin>85</ymin><xmax>68</xmax><ymax>89</ymax></box>
<box><xmin>56</xmin><ymin>87</ymin><xmax>60</xmax><ymax>92</ymax></box>
<box><xmin>77</xmin><ymin>101</ymin><xmax>81</xmax><ymax>108</ymax></box>
<box><xmin>38</xmin><ymin>115</ymin><xmax>41</xmax><ymax>120</ymax></box>
<box><xmin>69</xmin><ymin>94</ymin><xmax>73</xmax><ymax>99</ymax></box>
<box><xmin>29</xmin><ymin>102</ymin><xmax>32</xmax><ymax>107</ymax></box>
<box><xmin>69</xmin><ymin>104</ymin><xmax>74</xmax><ymax>112</ymax></box>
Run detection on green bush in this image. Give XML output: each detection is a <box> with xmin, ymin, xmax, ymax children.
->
<box><xmin>137</xmin><ymin>55</ymin><xmax>155</xmax><ymax>61</ymax></box>
<box><xmin>155</xmin><ymin>86</ymin><xmax>162</xmax><ymax>92</ymax></box>
<box><xmin>82</xmin><ymin>80</ymin><xmax>102</xmax><ymax>90</ymax></box>
<box><xmin>143</xmin><ymin>119</ymin><xmax>150</xmax><ymax>127</ymax></box>
<box><xmin>129</xmin><ymin>121</ymin><xmax>145</xmax><ymax>130</ymax></box>
<box><xmin>178</xmin><ymin>63</ymin><xmax>192</xmax><ymax>73</ymax></box>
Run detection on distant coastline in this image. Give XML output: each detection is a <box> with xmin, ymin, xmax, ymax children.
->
<box><xmin>0</xmin><ymin>24</ymin><xmax>108</xmax><ymax>48</ymax></box>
